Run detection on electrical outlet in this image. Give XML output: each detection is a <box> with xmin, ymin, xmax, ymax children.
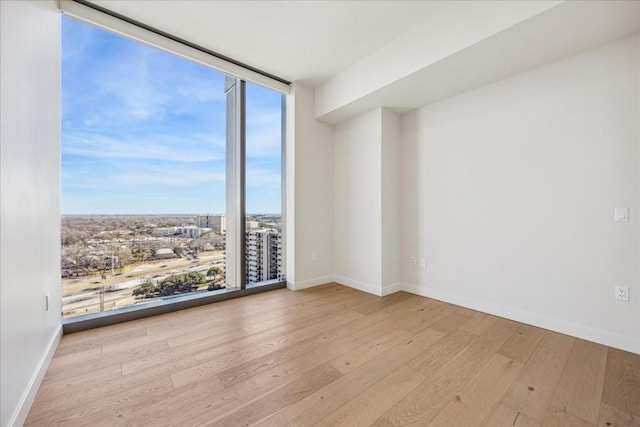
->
<box><xmin>420</xmin><ymin>259</ymin><xmax>427</xmax><ymax>268</ymax></box>
<box><xmin>410</xmin><ymin>257</ymin><xmax>416</xmax><ymax>266</ymax></box>
<box><xmin>615</xmin><ymin>285</ymin><xmax>629</xmax><ymax>301</ymax></box>
<box><xmin>614</xmin><ymin>207</ymin><xmax>629</xmax><ymax>222</ymax></box>
<box><xmin>311</xmin><ymin>252</ymin><xmax>318</xmax><ymax>262</ymax></box>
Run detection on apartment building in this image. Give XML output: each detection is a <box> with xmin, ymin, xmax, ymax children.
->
<box><xmin>153</xmin><ymin>226</ymin><xmax>207</xmax><ymax>239</ymax></box>
<box><xmin>196</xmin><ymin>214</ymin><xmax>226</xmax><ymax>234</ymax></box>
<box><xmin>246</xmin><ymin>228</ymin><xmax>283</xmax><ymax>284</ymax></box>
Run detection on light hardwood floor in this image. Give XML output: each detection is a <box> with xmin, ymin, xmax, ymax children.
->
<box><xmin>26</xmin><ymin>283</ymin><xmax>640</xmax><ymax>426</ymax></box>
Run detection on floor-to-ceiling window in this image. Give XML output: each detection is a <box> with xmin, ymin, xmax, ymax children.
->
<box><xmin>60</xmin><ymin>9</ymin><xmax>285</xmax><ymax>321</ymax></box>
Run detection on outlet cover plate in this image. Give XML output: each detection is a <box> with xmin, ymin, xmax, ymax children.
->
<box><xmin>615</xmin><ymin>285</ymin><xmax>629</xmax><ymax>301</ymax></box>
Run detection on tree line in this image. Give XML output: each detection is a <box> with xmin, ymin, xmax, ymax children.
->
<box><xmin>132</xmin><ymin>266</ymin><xmax>225</xmax><ymax>299</ymax></box>
<box><xmin>61</xmin><ymin>215</ymin><xmax>224</xmax><ymax>278</ymax></box>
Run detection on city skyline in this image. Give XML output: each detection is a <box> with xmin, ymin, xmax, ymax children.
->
<box><xmin>62</xmin><ymin>16</ymin><xmax>283</xmax><ymax>215</ymax></box>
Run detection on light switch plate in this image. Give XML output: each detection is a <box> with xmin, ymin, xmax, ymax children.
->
<box><xmin>614</xmin><ymin>208</ymin><xmax>628</xmax><ymax>222</ymax></box>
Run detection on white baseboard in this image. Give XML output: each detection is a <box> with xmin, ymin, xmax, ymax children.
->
<box><xmin>9</xmin><ymin>324</ymin><xmax>62</xmax><ymax>427</ymax></box>
<box><xmin>285</xmin><ymin>277</ymin><xmax>639</xmax><ymax>353</ymax></box>
<box><xmin>401</xmin><ymin>282</ymin><xmax>640</xmax><ymax>355</ymax></box>
<box><xmin>381</xmin><ymin>282</ymin><xmax>404</xmax><ymax>296</ymax></box>
<box><xmin>288</xmin><ymin>276</ymin><xmax>405</xmax><ymax>298</ymax></box>
<box><xmin>287</xmin><ymin>275</ymin><xmax>335</xmax><ymax>291</ymax></box>
<box><xmin>333</xmin><ymin>275</ymin><xmax>383</xmax><ymax>296</ymax></box>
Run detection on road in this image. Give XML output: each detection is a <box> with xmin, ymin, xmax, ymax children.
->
<box><xmin>62</xmin><ymin>251</ymin><xmax>225</xmax><ymax>317</ymax></box>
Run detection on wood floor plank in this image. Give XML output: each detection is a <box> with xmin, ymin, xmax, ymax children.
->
<box><xmin>178</xmin><ymin>336</ymin><xmax>363</xmax><ymax>425</ymax></box>
<box><xmin>290</xmin><ymin>290</ymin><xmax>382</xmax><ymax>330</ymax></box>
<box><xmin>428</xmin><ymin>310</ymin><xmax>474</xmax><ymax>334</ymax></box>
<box><xmin>395</xmin><ymin>306</ymin><xmax>458</xmax><ymax>335</ymax></box>
<box><xmin>100</xmin><ymin>334</ymin><xmax>172</xmax><ymax>359</ymax></box>
<box><xmin>314</xmin><ymin>365</ymin><xmax>426</xmax><ymax>427</ymax></box>
<box><xmin>501</xmin><ymin>341</ymin><xmax>573</xmax><ymax>421</ymax></box>
<box><xmin>431</xmin><ymin>353</ymin><xmax>524</xmax><ymax>426</ymax></box>
<box><xmin>385</xmin><ymin>294</ymin><xmax>432</xmax><ymax>312</ymax></box>
<box><xmin>406</xmin><ymin>297</ymin><xmax>440</xmax><ymax>312</ymax></box>
<box><xmin>597</xmin><ymin>402</ymin><xmax>640</xmax><ymax>427</ymax></box>
<box><xmin>54</xmin><ymin>327</ymin><xmax>147</xmax><ymax>357</ymax></box>
<box><xmin>47</xmin><ymin>346</ymin><xmax>102</xmax><ymax>371</ymax></box>
<box><xmin>57</xmin><ymin>320</ymin><xmax>148</xmax><ymax>347</ymax></box>
<box><xmin>407</xmin><ymin>328</ymin><xmax>475</xmax><ymax>377</ymax></box>
<box><xmin>25</xmin><ymin>374</ymin><xmax>176</xmax><ymax>426</ymax></box>
<box><xmin>352</xmin><ymin>291</ymin><xmax>414</xmax><ymax>315</ymax></box>
<box><xmin>371</xmin><ymin>417</ymin><xmax>397</xmax><ymax>427</ymax></box>
<box><xmin>90</xmin><ymin>376</ymin><xmax>222</xmax><ymax>427</ymax></box>
<box><xmin>602</xmin><ymin>348</ymin><xmax>640</xmax><ymax>417</ymax></box>
<box><xmin>482</xmin><ymin>403</ymin><xmax>541</xmax><ymax>426</ymax></box>
<box><xmin>330</xmin><ymin>328</ymin><xmax>413</xmax><ymax>374</ymax></box>
<box><xmin>353</xmin><ymin>303</ymin><xmax>453</xmax><ymax>342</ymax></box>
<box><xmin>44</xmin><ymin>339</ymin><xmax>169</xmax><ymax>383</ymax></box>
<box><xmin>120</xmin><ymin>333</ymin><xmax>229</xmax><ymax>377</ymax></box>
<box><xmin>215</xmin><ymin>328</ymin><xmax>348</xmax><ymax>388</ymax></box>
<box><xmin>192</xmin><ymin>308</ymin><xmax>361</xmax><ymax>365</ymax></box>
<box><xmin>536</xmin><ymin>329</ymin><xmax>576</xmax><ymax>359</ymax></box>
<box><xmin>143</xmin><ymin>286</ymin><xmax>350</xmax><ymax>339</ymax></box>
<box><xmin>256</xmin><ymin>327</ymin><xmax>444</xmax><ymax>427</ymax></box>
<box><xmin>164</xmin><ymin>318</ymin><xmax>251</xmax><ymax>348</ymax></box>
<box><xmin>35</xmin><ymin>364</ymin><xmax>122</xmax><ymax>396</ymax></box>
<box><xmin>551</xmin><ymin>339</ymin><xmax>608</xmax><ymax>424</ymax></box>
<box><xmin>206</xmin><ymin>363</ymin><xmax>343</xmax><ymax>427</ymax></box>
<box><xmin>459</xmin><ymin>312</ymin><xmax>498</xmax><ymax>335</ymax></box>
<box><xmin>171</xmin><ymin>311</ymin><xmax>365</xmax><ymax>389</ymax></box>
<box><xmin>381</xmin><ymin>318</ymin><xmax>516</xmax><ymax>426</ymax></box>
<box><xmin>26</xmin><ymin>284</ymin><xmax>639</xmax><ymax>427</ymax></box>
<box><xmin>542</xmin><ymin>406</ymin><xmax>595</xmax><ymax>427</ymax></box>
<box><xmin>498</xmin><ymin>323</ymin><xmax>545</xmax><ymax>363</ymax></box>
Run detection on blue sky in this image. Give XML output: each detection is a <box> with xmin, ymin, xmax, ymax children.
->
<box><xmin>62</xmin><ymin>16</ymin><xmax>282</xmax><ymax>215</ymax></box>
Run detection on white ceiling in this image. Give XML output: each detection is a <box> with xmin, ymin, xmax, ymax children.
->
<box><xmin>315</xmin><ymin>0</ymin><xmax>640</xmax><ymax>123</ymax></box>
<box><xmin>88</xmin><ymin>0</ymin><xmax>640</xmax><ymax>123</ymax></box>
<box><xmin>90</xmin><ymin>0</ymin><xmax>446</xmax><ymax>87</ymax></box>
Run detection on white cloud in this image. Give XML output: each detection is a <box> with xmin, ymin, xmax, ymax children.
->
<box><xmin>118</xmin><ymin>164</ymin><xmax>225</xmax><ymax>187</ymax></box>
<box><xmin>62</xmin><ymin>18</ymin><xmax>282</xmax><ymax>214</ymax></box>
<box><xmin>62</xmin><ymin>132</ymin><xmax>225</xmax><ymax>163</ymax></box>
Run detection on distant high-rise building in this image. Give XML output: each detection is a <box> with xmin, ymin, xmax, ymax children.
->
<box><xmin>245</xmin><ymin>228</ymin><xmax>283</xmax><ymax>283</ymax></box>
<box><xmin>197</xmin><ymin>214</ymin><xmax>226</xmax><ymax>234</ymax></box>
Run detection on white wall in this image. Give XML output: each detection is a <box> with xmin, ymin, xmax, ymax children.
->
<box><xmin>286</xmin><ymin>83</ymin><xmax>335</xmax><ymax>289</ymax></box>
<box><xmin>0</xmin><ymin>1</ymin><xmax>63</xmax><ymax>425</ymax></box>
<box><xmin>400</xmin><ymin>33</ymin><xmax>640</xmax><ymax>353</ymax></box>
<box><xmin>381</xmin><ymin>109</ymin><xmax>401</xmax><ymax>294</ymax></box>
<box><xmin>333</xmin><ymin>108</ymin><xmax>402</xmax><ymax>296</ymax></box>
<box><xmin>334</xmin><ymin>109</ymin><xmax>383</xmax><ymax>293</ymax></box>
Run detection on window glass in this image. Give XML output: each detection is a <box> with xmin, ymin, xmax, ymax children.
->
<box><xmin>244</xmin><ymin>83</ymin><xmax>284</xmax><ymax>286</ymax></box>
<box><xmin>61</xmin><ymin>16</ymin><xmax>227</xmax><ymax>317</ymax></box>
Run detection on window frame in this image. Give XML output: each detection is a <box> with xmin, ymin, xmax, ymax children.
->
<box><xmin>60</xmin><ymin>2</ymin><xmax>288</xmax><ymax>333</ymax></box>
<box><xmin>59</xmin><ymin>0</ymin><xmax>290</xmax><ymax>93</ymax></box>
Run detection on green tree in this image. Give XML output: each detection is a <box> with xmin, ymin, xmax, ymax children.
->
<box><xmin>157</xmin><ymin>272</ymin><xmax>205</xmax><ymax>295</ymax></box>
<box><xmin>206</xmin><ymin>266</ymin><xmax>225</xmax><ymax>291</ymax></box>
<box><xmin>132</xmin><ymin>280</ymin><xmax>156</xmax><ymax>298</ymax></box>
<box><xmin>206</xmin><ymin>266</ymin><xmax>224</xmax><ymax>283</ymax></box>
